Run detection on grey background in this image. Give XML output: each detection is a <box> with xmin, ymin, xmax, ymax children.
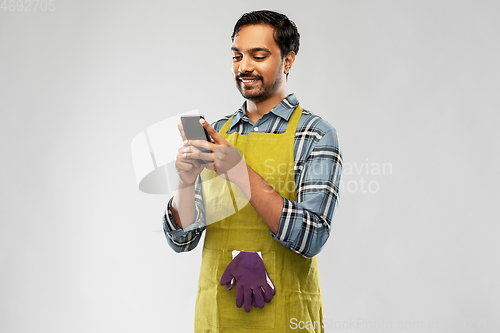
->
<box><xmin>1</xmin><ymin>0</ymin><xmax>499</xmax><ymax>332</ymax></box>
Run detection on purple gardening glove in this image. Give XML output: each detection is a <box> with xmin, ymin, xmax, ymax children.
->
<box><xmin>220</xmin><ymin>251</ymin><xmax>275</xmax><ymax>312</ymax></box>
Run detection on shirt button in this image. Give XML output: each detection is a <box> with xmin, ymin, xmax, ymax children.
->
<box><xmin>254</xmin><ymin>127</ymin><xmax>259</xmax><ymax>132</ymax></box>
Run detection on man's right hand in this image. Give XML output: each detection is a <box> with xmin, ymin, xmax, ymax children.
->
<box><xmin>175</xmin><ymin>121</ymin><xmax>205</xmax><ymax>185</ymax></box>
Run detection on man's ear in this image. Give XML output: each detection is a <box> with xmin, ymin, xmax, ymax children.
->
<box><xmin>284</xmin><ymin>51</ymin><xmax>296</xmax><ymax>74</ymax></box>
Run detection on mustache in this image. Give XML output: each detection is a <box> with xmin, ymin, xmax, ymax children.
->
<box><xmin>236</xmin><ymin>74</ymin><xmax>263</xmax><ymax>81</ymax></box>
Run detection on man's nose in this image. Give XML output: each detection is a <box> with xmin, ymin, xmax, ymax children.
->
<box><xmin>238</xmin><ymin>56</ymin><xmax>254</xmax><ymax>74</ymax></box>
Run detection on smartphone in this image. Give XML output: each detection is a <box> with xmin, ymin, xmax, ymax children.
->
<box><xmin>180</xmin><ymin>115</ymin><xmax>211</xmax><ymax>161</ymax></box>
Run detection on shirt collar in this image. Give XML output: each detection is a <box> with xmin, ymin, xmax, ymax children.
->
<box><xmin>228</xmin><ymin>93</ymin><xmax>299</xmax><ymax>131</ymax></box>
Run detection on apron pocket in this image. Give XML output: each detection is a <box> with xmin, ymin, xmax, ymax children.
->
<box><xmin>197</xmin><ymin>248</ymin><xmax>277</xmax><ymax>329</ymax></box>
<box><xmin>218</xmin><ymin>251</ymin><xmax>276</xmax><ymax>329</ymax></box>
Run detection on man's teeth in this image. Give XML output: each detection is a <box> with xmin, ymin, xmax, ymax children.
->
<box><xmin>241</xmin><ymin>79</ymin><xmax>258</xmax><ymax>83</ymax></box>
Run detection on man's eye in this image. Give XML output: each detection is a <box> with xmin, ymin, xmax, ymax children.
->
<box><xmin>232</xmin><ymin>56</ymin><xmax>242</xmax><ymax>61</ymax></box>
<box><xmin>254</xmin><ymin>57</ymin><xmax>266</xmax><ymax>60</ymax></box>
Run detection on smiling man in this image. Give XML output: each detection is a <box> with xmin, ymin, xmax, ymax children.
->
<box><xmin>231</xmin><ymin>23</ymin><xmax>292</xmax><ymax>118</ymax></box>
<box><xmin>163</xmin><ymin>10</ymin><xmax>343</xmax><ymax>333</ymax></box>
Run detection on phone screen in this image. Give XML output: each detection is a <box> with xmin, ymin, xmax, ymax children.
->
<box><xmin>181</xmin><ymin>115</ymin><xmax>210</xmax><ymax>141</ymax></box>
<box><xmin>181</xmin><ymin>115</ymin><xmax>211</xmax><ymax>157</ymax></box>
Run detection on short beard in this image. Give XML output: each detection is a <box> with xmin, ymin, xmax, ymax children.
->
<box><xmin>235</xmin><ymin>64</ymin><xmax>283</xmax><ymax>103</ymax></box>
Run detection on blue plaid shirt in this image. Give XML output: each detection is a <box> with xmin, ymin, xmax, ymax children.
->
<box><xmin>163</xmin><ymin>94</ymin><xmax>343</xmax><ymax>258</ymax></box>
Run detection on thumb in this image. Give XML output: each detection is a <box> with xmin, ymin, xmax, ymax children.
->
<box><xmin>225</xmin><ymin>278</ymin><xmax>235</xmax><ymax>290</ymax></box>
<box><xmin>220</xmin><ymin>268</ymin><xmax>234</xmax><ymax>286</ymax></box>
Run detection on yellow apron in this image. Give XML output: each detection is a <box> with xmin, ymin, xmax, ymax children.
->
<box><xmin>195</xmin><ymin>105</ymin><xmax>324</xmax><ymax>332</ymax></box>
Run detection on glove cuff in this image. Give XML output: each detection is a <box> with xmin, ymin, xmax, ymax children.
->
<box><xmin>232</xmin><ymin>250</ymin><xmax>263</xmax><ymax>260</ymax></box>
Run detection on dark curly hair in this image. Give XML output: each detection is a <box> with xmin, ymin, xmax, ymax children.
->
<box><xmin>231</xmin><ymin>10</ymin><xmax>300</xmax><ymax>59</ymax></box>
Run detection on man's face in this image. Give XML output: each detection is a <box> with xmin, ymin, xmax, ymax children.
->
<box><xmin>231</xmin><ymin>24</ymin><xmax>285</xmax><ymax>103</ymax></box>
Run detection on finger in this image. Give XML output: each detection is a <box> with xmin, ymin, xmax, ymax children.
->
<box><xmin>175</xmin><ymin>160</ymin><xmax>197</xmax><ymax>171</ymax></box>
<box><xmin>244</xmin><ymin>287</ymin><xmax>252</xmax><ymax>312</ymax></box>
<box><xmin>183</xmin><ymin>147</ymin><xmax>217</xmax><ymax>173</ymax></box>
<box><xmin>199</xmin><ymin>118</ymin><xmax>228</xmax><ymax>145</ymax></box>
<box><xmin>180</xmin><ymin>145</ymin><xmax>205</xmax><ymax>157</ymax></box>
<box><xmin>266</xmin><ymin>272</ymin><xmax>275</xmax><ymax>293</ymax></box>
<box><xmin>203</xmin><ymin>161</ymin><xmax>215</xmax><ymax>171</ymax></box>
<box><xmin>235</xmin><ymin>284</ymin><xmax>244</xmax><ymax>308</ymax></box>
<box><xmin>220</xmin><ymin>270</ymin><xmax>233</xmax><ymax>286</ymax></box>
<box><xmin>183</xmin><ymin>151</ymin><xmax>213</xmax><ymax>164</ymax></box>
<box><xmin>177</xmin><ymin>121</ymin><xmax>187</xmax><ymax>142</ymax></box>
<box><xmin>177</xmin><ymin>149</ymin><xmax>202</xmax><ymax>165</ymax></box>
<box><xmin>191</xmin><ymin>158</ymin><xmax>201</xmax><ymax>169</ymax></box>
<box><xmin>262</xmin><ymin>284</ymin><xmax>275</xmax><ymax>303</ymax></box>
<box><xmin>254</xmin><ymin>288</ymin><xmax>265</xmax><ymax>308</ymax></box>
<box><xmin>185</xmin><ymin>139</ymin><xmax>213</xmax><ymax>152</ymax></box>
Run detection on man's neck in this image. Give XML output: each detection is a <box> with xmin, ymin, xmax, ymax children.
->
<box><xmin>245</xmin><ymin>91</ymin><xmax>288</xmax><ymax>124</ymax></box>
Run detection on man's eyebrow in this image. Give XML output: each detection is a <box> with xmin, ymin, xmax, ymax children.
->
<box><xmin>231</xmin><ymin>47</ymin><xmax>272</xmax><ymax>53</ymax></box>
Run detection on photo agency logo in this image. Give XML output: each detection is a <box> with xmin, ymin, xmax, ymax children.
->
<box><xmin>260</xmin><ymin>158</ymin><xmax>392</xmax><ymax>194</ymax></box>
<box><xmin>289</xmin><ymin>317</ymin><xmax>494</xmax><ymax>331</ymax></box>
<box><xmin>131</xmin><ymin>111</ymin><xmax>196</xmax><ymax>196</ymax></box>
<box><xmin>289</xmin><ymin>317</ymin><xmax>427</xmax><ymax>331</ymax></box>
<box><xmin>131</xmin><ymin>111</ymin><xmax>250</xmax><ymax>227</ymax></box>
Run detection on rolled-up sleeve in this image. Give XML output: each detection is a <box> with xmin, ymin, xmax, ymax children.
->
<box><xmin>271</xmin><ymin>128</ymin><xmax>343</xmax><ymax>258</ymax></box>
<box><xmin>163</xmin><ymin>177</ymin><xmax>206</xmax><ymax>252</ymax></box>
